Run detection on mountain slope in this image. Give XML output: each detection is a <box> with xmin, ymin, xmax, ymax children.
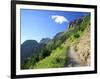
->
<box><xmin>21</xmin><ymin>15</ymin><xmax>90</xmax><ymax>69</ymax></box>
<box><xmin>66</xmin><ymin>25</ymin><xmax>90</xmax><ymax>67</ymax></box>
<box><xmin>33</xmin><ymin>15</ymin><xmax>90</xmax><ymax>68</ymax></box>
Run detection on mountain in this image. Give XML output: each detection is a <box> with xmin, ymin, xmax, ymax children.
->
<box><xmin>68</xmin><ymin>17</ymin><xmax>83</xmax><ymax>29</ymax></box>
<box><xmin>21</xmin><ymin>15</ymin><xmax>91</xmax><ymax>69</ymax></box>
<box><xmin>21</xmin><ymin>40</ymin><xmax>39</xmax><ymax>63</ymax></box>
<box><xmin>40</xmin><ymin>38</ymin><xmax>51</xmax><ymax>44</ymax></box>
<box><xmin>53</xmin><ymin>32</ymin><xmax>64</xmax><ymax>40</ymax></box>
<box><xmin>21</xmin><ymin>38</ymin><xmax>51</xmax><ymax>68</ymax></box>
<box><xmin>33</xmin><ymin>15</ymin><xmax>90</xmax><ymax>68</ymax></box>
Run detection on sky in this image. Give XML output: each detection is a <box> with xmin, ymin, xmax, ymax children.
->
<box><xmin>21</xmin><ymin>9</ymin><xmax>89</xmax><ymax>44</ymax></box>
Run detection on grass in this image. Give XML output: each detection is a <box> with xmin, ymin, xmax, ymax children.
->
<box><xmin>33</xmin><ymin>45</ymin><xmax>69</xmax><ymax>69</ymax></box>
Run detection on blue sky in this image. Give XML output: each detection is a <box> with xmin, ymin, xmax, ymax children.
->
<box><xmin>21</xmin><ymin>9</ymin><xmax>89</xmax><ymax>44</ymax></box>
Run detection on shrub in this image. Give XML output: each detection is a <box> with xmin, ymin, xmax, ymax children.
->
<box><xmin>21</xmin><ymin>55</ymin><xmax>40</xmax><ymax>69</ymax></box>
<box><xmin>80</xmin><ymin>27</ymin><xmax>85</xmax><ymax>31</ymax></box>
<box><xmin>56</xmin><ymin>57</ymin><xmax>61</xmax><ymax>63</ymax></box>
<box><xmin>74</xmin><ymin>46</ymin><xmax>78</xmax><ymax>52</ymax></box>
<box><xmin>39</xmin><ymin>47</ymin><xmax>51</xmax><ymax>60</ymax></box>
<box><xmin>74</xmin><ymin>32</ymin><xmax>80</xmax><ymax>38</ymax></box>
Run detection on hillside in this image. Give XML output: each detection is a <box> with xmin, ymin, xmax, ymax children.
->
<box><xmin>21</xmin><ymin>15</ymin><xmax>90</xmax><ymax>69</ymax></box>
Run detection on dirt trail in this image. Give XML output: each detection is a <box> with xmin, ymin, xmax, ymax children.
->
<box><xmin>66</xmin><ymin>47</ymin><xmax>86</xmax><ymax>67</ymax></box>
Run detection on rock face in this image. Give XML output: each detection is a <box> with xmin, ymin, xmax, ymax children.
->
<box><xmin>21</xmin><ymin>40</ymin><xmax>39</xmax><ymax>63</ymax></box>
<box><xmin>69</xmin><ymin>17</ymin><xmax>83</xmax><ymax>29</ymax></box>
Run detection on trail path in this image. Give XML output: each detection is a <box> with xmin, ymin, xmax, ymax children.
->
<box><xmin>66</xmin><ymin>47</ymin><xmax>85</xmax><ymax>67</ymax></box>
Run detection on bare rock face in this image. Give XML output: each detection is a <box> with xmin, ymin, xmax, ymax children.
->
<box><xmin>69</xmin><ymin>17</ymin><xmax>83</xmax><ymax>29</ymax></box>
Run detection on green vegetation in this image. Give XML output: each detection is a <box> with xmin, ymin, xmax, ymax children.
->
<box><xmin>33</xmin><ymin>46</ymin><xmax>69</xmax><ymax>68</ymax></box>
<box><xmin>74</xmin><ymin>32</ymin><xmax>80</xmax><ymax>38</ymax></box>
<box><xmin>21</xmin><ymin>55</ymin><xmax>39</xmax><ymax>69</ymax></box>
<box><xmin>21</xmin><ymin>15</ymin><xmax>90</xmax><ymax>69</ymax></box>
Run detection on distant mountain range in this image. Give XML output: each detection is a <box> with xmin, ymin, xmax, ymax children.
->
<box><xmin>21</xmin><ymin>38</ymin><xmax>51</xmax><ymax>64</ymax></box>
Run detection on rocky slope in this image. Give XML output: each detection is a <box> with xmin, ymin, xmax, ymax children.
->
<box><xmin>73</xmin><ymin>26</ymin><xmax>90</xmax><ymax>66</ymax></box>
<box><xmin>67</xmin><ymin>26</ymin><xmax>90</xmax><ymax>67</ymax></box>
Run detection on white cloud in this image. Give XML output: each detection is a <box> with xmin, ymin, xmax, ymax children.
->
<box><xmin>51</xmin><ymin>15</ymin><xmax>69</xmax><ymax>24</ymax></box>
